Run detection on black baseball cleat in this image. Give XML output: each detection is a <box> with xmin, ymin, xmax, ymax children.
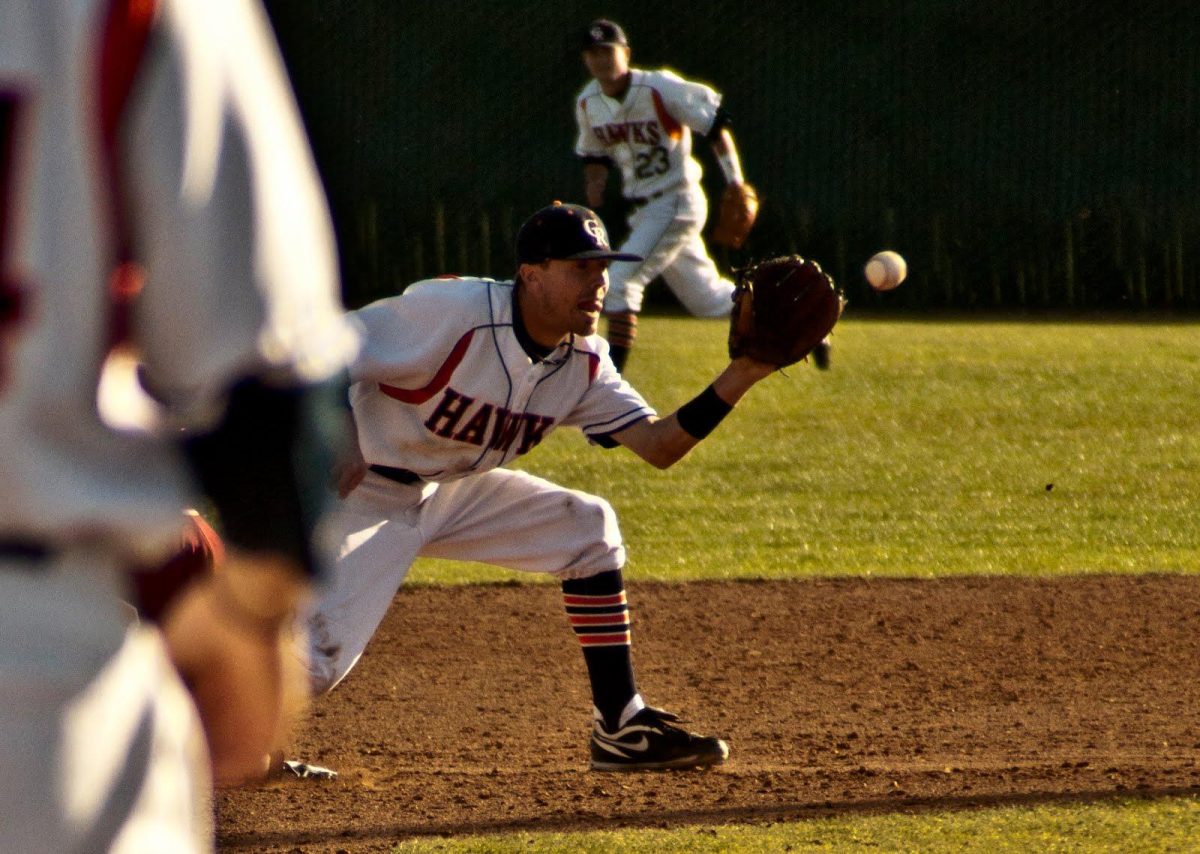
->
<box><xmin>811</xmin><ymin>339</ymin><xmax>832</xmax><ymax>370</ymax></box>
<box><xmin>590</xmin><ymin>706</ymin><xmax>729</xmax><ymax>771</ymax></box>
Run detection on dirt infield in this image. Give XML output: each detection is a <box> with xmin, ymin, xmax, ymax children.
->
<box><xmin>216</xmin><ymin>576</ymin><xmax>1200</xmax><ymax>851</ymax></box>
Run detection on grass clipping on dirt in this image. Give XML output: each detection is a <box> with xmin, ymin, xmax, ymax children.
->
<box><xmin>413</xmin><ymin>317</ymin><xmax>1200</xmax><ymax>584</ymax></box>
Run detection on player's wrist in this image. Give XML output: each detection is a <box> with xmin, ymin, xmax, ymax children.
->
<box><xmin>675</xmin><ymin>384</ymin><xmax>734</xmax><ymax>440</ymax></box>
<box><xmin>730</xmin><ymin>355</ymin><xmax>777</xmax><ymax>379</ymax></box>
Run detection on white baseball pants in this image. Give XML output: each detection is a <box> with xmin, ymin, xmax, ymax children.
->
<box><xmin>603</xmin><ymin>183</ymin><xmax>735</xmax><ymax>317</ymax></box>
<box><xmin>306</xmin><ymin>468</ymin><xmax>626</xmax><ymax>694</ymax></box>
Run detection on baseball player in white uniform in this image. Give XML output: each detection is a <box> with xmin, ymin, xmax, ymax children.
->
<box><xmin>574</xmin><ymin>19</ymin><xmax>745</xmax><ymax>374</ymax></box>
<box><xmin>575</xmin><ymin>19</ymin><xmax>834</xmax><ymax>373</ymax></box>
<box><xmin>310</xmin><ymin>202</ymin><xmax>779</xmax><ymax>772</ymax></box>
<box><xmin>0</xmin><ymin>0</ymin><xmax>357</xmax><ymax>850</ymax></box>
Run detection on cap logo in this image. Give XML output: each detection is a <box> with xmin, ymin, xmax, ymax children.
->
<box><xmin>583</xmin><ymin>218</ymin><xmax>605</xmax><ymax>245</ymax></box>
<box><xmin>591</xmin><ymin>26</ymin><xmax>605</xmax><ymax>41</ymax></box>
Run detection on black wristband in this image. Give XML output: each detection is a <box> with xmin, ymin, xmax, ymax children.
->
<box><xmin>675</xmin><ymin>384</ymin><xmax>733</xmax><ymax>440</ymax></box>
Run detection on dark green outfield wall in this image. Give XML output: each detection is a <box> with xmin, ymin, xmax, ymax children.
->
<box><xmin>264</xmin><ymin>1</ymin><xmax>1199</xmax><ymax>311</ymax></box>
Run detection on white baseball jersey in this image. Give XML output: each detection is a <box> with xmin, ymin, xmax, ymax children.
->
<box><xmin>311</xmin><ymin>275</ymin><xmax>649</xmax><ymax>693</ymax></box>
<box><xmin>348</xmin><ymin>276</ymin><xmax>655</xmax><ymax>480</ymax></box>
<box><xmin>574</xmin><ymin>68</ymin><xmax>722</xmax><ymax>200</ymax></box>
<box><xmin>0</xmin><ymin>0</ymin><xmax>358</xmax><ymax>560</ymax></box>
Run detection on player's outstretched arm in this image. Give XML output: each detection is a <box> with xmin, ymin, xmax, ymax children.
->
<box><xmin>611</xmin><ymin>356</ymin><xmax>775</xmax><ymax>469</ymax></box>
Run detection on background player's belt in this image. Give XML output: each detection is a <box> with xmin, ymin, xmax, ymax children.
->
<box><xmin>368</xmin><ymin>464</ymin><xmax>424</xmax><ymax>485</ymax></box>
<box><xmin>628</xmin><ymin>189</ymin><xmax>670</xmax><ymax>207</ymax></box>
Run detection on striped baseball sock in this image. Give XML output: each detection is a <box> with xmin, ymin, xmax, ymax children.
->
<box><xmin>562</xmin><ymin>569</ymin><xmax>640</xmax><ymax>728</ymax></box>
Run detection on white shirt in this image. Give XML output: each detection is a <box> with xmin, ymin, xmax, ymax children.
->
<box><xmin>349</xmin><ymin>277</ymin><xmax>654</xmax><ymax>481</ymax></box>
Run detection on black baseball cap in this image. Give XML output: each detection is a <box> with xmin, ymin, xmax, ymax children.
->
<box><xmin>581</xmin><ymin>19</ymin><xmax>628</xmax><ymax>49</ymax></box>
<box><xmin>516</xmin><ymin>202</ymin><xmax>642</xmax><ymax>264</ymax></box>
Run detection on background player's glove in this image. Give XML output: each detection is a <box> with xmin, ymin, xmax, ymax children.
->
<box><xmin>728</xmin><ymin>256</ymin><xmax>844</xmax><ymax>368</ymax></box>
<box><xmin>710</xmin><ymin>182</ymin><xmax>760</xmax><ymax>249</ymax></box>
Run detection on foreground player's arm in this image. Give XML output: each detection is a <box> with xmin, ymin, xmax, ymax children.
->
<box><xmin>610</xmin><ymin>356</ymin><xmax>775</xmax><ymax>469</ymax></box>
<box><xmin>166</xmin><ymin>374</ymin><xmax>346</xmax><ymax>785</ymax></box>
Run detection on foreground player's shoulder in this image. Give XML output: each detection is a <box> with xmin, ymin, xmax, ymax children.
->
<box><xmin>570</xmin><ymin>332</ymin><xmax>612</xmax><ymax>374</ymax></box>
<box><xmin>354</xmin><ymin>276</ymin><xmax>494</xmax><ymax>328</ymax></box>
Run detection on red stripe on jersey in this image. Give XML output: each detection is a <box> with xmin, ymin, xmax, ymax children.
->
<box><xmin>379</xmin><ymin>328</ymin><xmax>475</xmax><ymax>404</ymax></box>
<box><xmin>99</xmin><ymin>0</ymin><xmax>157</xmax><ymax>162</ymax></box>
<box><xmin>569</xmin><ymin>614</ymin><xmax>629</xmax><ymax>626</ymax></box>
<box><xmin>98</xmin><ymin>0</ymin><xmax>158</xmax><ymax>347</ymax></box>
<box><xmin>650</xmin><ymin>89</ymin><xmax>682</xmax><ymax>141</ymax></box>
<box><xmin>585</xmin><ymin>350</ymin><xmax>600</xmax><ymax>385</ymax></box>
<box><xmin>579</xmin><ymin>632</ymin><xmax>631</xmax><ymax>646</ymax></box>
<box><xmin>563</xmin><ymin>592</ymin><xmax>627</xmax><ymax>607</ymax></box>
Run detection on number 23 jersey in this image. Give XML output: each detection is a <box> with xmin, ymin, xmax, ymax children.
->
<box><xmin>574</xmin><ymin>68</ymin><xmax>722</xmax><ymax>201</ymax></box>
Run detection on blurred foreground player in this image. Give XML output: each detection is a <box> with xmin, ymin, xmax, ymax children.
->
<box><xmin>0</xmin><ymin>0</ymin><xmax>357</xmax><ymax>850</ymax></box>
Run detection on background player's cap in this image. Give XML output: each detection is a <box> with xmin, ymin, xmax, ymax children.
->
<box><xmin>516</xmin><ymin>202</ymin><xmax>643</xmax><ymax>264</ymax></box>
<box><xmin>581</xmin><ymin>19</ymin><xmax>628</xmax><ymax>49</ymax></box>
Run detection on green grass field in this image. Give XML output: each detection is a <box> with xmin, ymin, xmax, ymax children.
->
<box><xmin>404</xmin><ymin>317</ymin><xmax>1200</xmax><ymax>851</ymax></box>
<box><xmin>413</xmin><ymin>317</ymin><xmax>1200</xmax><ymax>585</ymax></box>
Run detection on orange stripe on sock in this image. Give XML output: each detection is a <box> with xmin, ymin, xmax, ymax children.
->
<box><xmin>579</xmin><ymin>632</ymin><xmax>631</xmax><ymax>646</ymax></box>
<box><xmin>570</xmin><ymin>614</ymin><xmax>629</xmax><ymax>626</ymax></box>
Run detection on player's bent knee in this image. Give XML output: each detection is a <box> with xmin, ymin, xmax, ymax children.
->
<box><xmin>555</xmin><ymin>492</ymin><xmax>625</xmax><ymax>578</ymax></box>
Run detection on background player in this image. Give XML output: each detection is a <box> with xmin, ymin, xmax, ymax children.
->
<box><xmin>308</xmin><ymin>202</ymin><xmax>780</xmax><ymax>772</ymax></box>
<box><xmin>0</xmin><ymin>0</ymin><xmax>357</xmax><ymax>849</ymax></box>
<box><xmin>575</xmin><ymin>19</ymin><xmax>778</xmax><ymax>372</ymax></box>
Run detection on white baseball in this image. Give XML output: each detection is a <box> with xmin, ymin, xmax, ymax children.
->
<box><xmin>865</xmin><ymin>251</ymin><xmax>907</xmax><ymax>291</ymax></box>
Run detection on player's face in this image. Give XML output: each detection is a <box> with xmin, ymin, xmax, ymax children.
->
<box><xmin>583</xmin><ymin>45</ymin><xmax>630</xmax><ymax>85</ymax></box>
<box><xmin>520</xmin><ymin>258</ymin><xmax>610</xmax><ymax>344</ymax></box>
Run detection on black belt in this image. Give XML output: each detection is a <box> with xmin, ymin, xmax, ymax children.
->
<box><xmin>369</xmin><ymin>464</ymin><xmax>424</xmax><ymax>485</ymax></box>
<box><xmin>628</xmin><ymin>189</ymin><xmax>669</xmax><ymax>207</ymax></box>
<box><xmin>0</xmin><ymin>539</ymin><xmax>52</xmax><ymax>562</ymax></box>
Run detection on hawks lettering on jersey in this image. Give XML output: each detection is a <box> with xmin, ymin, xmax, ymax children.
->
<box><xmin>348</xmin><ymin>277</ymin><xmax>654</xmax><ymax>481</ymax></box>
<box><xmin>591</xmin><ymin>120</ymin><xmax>664</xmax><ymax>146</ymax></box>
<box><xmin>420</xmin><ymin>387</ymin><xmax>555</xmax><ymax>455</ymax></box>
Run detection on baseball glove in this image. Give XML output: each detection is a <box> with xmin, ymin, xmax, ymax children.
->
<box><xmin>710</xmin><ymin>182</ymin><xmax>759</xmax><ymax>249</ymax></box>
<box><xmin>728</xmin><ymin>256</ymin><xmax>844</xmax><ymax>367</ymax></box>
